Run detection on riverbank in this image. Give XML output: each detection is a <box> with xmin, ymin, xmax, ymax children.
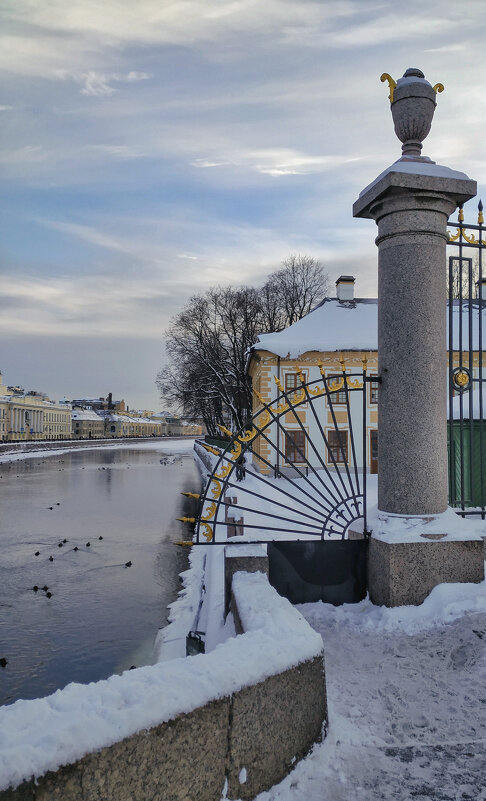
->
<box><xmin>0</xmin><ymin>436</ymin><xmax>199</xmax><ymax>463</ymax></box>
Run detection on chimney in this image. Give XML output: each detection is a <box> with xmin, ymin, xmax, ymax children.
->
<box><xmin>336</xmin><ymin>275</ymin><xmax>355</xmax><ymax>302</ymax></box>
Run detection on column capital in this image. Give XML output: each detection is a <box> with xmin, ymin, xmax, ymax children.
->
<box><xmin>353</xmin><ymin>161</ymin><xmax>476</xmax><ymax>221</ymax></box>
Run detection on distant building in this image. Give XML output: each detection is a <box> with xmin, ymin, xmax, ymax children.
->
<box><xmin>104</xmin><ymin>413</ymin><xmax>163</xmax><ymax>438</ymax></box>
<box><xmin>71</xmin><ymin>393</ymin><xmax>126</xmax><ymax>413</ymax></box>
<box><xmin>71</xmin><ymin>409</ymin><xmax>106</xmax><ymax>440</ymax></box>
<box><xmin>153</xmin><ymin>411</ymin><xmax>202</xmax><ymax>437</ymax></box>
<box><xmin>0</xmin><ymin>373</ymin><xmax>72</xmax><ymax>442</ymax></box>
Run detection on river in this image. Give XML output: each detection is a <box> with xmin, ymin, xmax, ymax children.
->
<box><xmin>0</xmin><ymin>440</ymin><xmax>200</xmax><ymax>706</ymax></box>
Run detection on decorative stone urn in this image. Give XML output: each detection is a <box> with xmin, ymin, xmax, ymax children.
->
<box><xmin>381</xmin><ymin>67</ymin><xmax>444</xmax><ymax>159</ymax></box>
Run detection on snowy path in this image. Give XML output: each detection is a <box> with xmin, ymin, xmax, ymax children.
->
<box><xmin>251</xmin><ymin>594</ymin><xmax>486</xmax><ymax>801</ymax></box>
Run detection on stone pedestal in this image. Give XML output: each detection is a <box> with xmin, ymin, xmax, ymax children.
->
<box><xmin>368</xmin><ymin>527</ymin><xmax>484</xmax><ymax>607</ymax></box>
<box><xmin>353</xmin><ymin>68</ymin><xmax>480</xmax><ymax>606</ymax></box>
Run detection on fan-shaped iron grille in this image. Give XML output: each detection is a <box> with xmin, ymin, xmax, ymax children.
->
<box><xmin>192</xmin><ymin>365</ymin><xmax>372</xmax><ymax>543</ymax></box>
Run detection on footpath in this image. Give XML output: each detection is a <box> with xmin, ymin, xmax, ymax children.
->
<box><xmin>250</xmin><ymin>587</ymin><xmax>486</xmax><ymax>801</ymax></box>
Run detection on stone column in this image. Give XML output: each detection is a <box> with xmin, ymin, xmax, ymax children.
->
<box><xmin>353</xmin><ymin>68</ymin><xmax>483</xmax><ymax>606</ymax></box>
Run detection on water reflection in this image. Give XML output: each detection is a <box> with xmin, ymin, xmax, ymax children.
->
<box><xmin>0</xmin><ymin>442</ymin><xmax>200</xmax><ymax>706</ymax></box>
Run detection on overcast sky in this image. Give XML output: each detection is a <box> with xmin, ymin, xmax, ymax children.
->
<box><xmin>2</xmin><ymin>0</ymin><xmax>486</xmax><ymax>411</ymax></box>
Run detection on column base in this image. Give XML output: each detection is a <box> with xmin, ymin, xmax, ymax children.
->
<box><xmin>367</xmin><ymin>510</ymin><xmax>485</xmax><ymax>607</ymax></box>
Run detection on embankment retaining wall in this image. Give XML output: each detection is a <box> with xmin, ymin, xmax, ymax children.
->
<box><xmin>0</xmin><ymin>570</ymin><xmax>326</xmax><ymax>801</ymax></box>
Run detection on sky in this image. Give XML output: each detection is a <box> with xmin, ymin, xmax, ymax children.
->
<box><xmin>2</xmin><ymin>0</ymin><xmax>486</xmax><ymax>411</ymax></box>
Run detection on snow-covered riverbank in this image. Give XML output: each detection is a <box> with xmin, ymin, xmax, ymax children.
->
<box><xmin>0</xmin><ymin>437</ymin><xmax>197</xmax><ymax>463</ymax></box>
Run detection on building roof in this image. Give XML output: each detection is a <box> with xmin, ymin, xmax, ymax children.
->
<box><xmin>252</xmin><ymin>298</ymin><xmax>486</xmax><ymax>359</ymax></box>
<box><xmin>253</xmin><ymin>298</ymin><xmax>377</xmax><ymax>358</ymax></box>
<box><xmin>72</xmin><ymin>410</ymin><xmax>103</xmax><ymax>422</ymax></box>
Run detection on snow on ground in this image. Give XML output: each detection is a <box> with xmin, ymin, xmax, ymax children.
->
<box><xmin>242</xmin><ymin>577</ymin><xmax>486</xmax><ymax>801</ymax></box>
<box><xmin>0</xmin><ymin>438</ymin><xmax>196</xmax><ymax>463</ymax></box>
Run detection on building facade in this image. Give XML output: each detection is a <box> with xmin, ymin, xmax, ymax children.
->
<box><xmin>247</xmin><ymin>276</ymin><xmax>486</xmax><ymax>476</ymax></box>
<box><xmin>0</xmin><ymin>375</ymin><xmax>72</xmax><ymax>442</ymax></box>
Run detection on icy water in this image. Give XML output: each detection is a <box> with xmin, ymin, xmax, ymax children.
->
<box><xmin>0</xmin><ymin>440</ymin><xmax>200</xmax><ymax>706</ymax></box>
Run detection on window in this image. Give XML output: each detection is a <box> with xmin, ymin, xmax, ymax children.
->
<box><xmin>369</xmin><ymin>376</ymin><xmax>379</xmax><ymax>405</ymax></box>
<box><xmin>326</xmin><ymin>429</ymin><xmax>348</xmax><ymax>464</ymax></box>
<box><xmin>327</xmin><ymin>375</ymin><xmax>347</xmax><ymax>405</ymax></box>
<box><xmin>285</xmin><ymin>372</ymin><xmax>299</xmax><ymax>401</ymax></box>
<box><xmin>284</xmin><ymin>429</ymin><xmax>306</xmax><ymax>463</ymax></box>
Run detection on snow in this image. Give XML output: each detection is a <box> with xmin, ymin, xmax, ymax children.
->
<box><xmin>0</xmin><ymin>438</ymin><xmax>196</xmax><ymax>464</ymax></box>
<box><xmin>253</xmin><ymin>298</ymin><xmax>485</xmax><ymax>359</ymax></box>
<box><xmin>369</xmin><ymin>505</ymin><xmax>485</xmax><ymax>544</ymax></box>
<box><xmin>71</xmin><ymin>409</ymin><xmax>103</xmax><ymax>422</ymax></box>
<box><xmin>254</xmin><ymin>299</ymin><xmax>377</xmax><ymax>358</ymax></box>
<box><xmin>0</xmin><ymin>569</ymin><xmax>321</xmax><ymax>793</ymax></box>
<box><xmin>238</xmin><ymin>575</ymin><xmax>486</xmax><ymax>801</ymax></box>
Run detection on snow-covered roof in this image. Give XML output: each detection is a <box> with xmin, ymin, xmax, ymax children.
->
<box><xmin>104</xmin><ymin>414</ymin><xmax>160</xmax><ymax>424</ymax></box>
<box><xmin>254</xmin><ymin>299</ymin><xmax>377</xmax><ymax>358</ymax></box>
<box><xmin>252</xmin><ymin>298</ymin><xmax>486</xmax><ymax>359</ymax></box>
<box><xmin>72</xmin><ymin>410</ymin><xmax>103</xmax><ymax>422</ymax></box>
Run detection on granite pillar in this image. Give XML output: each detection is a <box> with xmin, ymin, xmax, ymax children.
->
<box><xmin>353</xmin><ymin>68</ymin><xmax>483</xmax><ymax>605</ymax></box>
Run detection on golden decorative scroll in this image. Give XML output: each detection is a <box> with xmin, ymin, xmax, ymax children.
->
<box><xmin>346</xmin><ymin>376</ymin><xmax>363</xmax><ymax>389</ymax></box>
<box><xmin>215</xmin><ymin>462</ymin><xmax>233</xmax><ymax>479</ymax></box>
<box><xmin>256</xmin><ymin>409</ymin><xmax>271</xmax><ymax>427</ymax></box>
<box><xmin>380</xmin><ymin>72</ymin><xmax>397</xmax><ymax>104</ymax></box>
<box><xmin>462</xmin><ymin>230</ymin><xmax>479</xmax><ymax>245</ymax></box>
<box><xmin>432</xmin><ymin>83</ymin><xmax>444</xmax><ymax>94</ymax></box>
<box><xmin>211</xmin><ymin>479</ymin><xmax>222</xmax><ymax>499</ymax></box>
<box><xmin>447</xmin><ymin>227</ymin><xmax>486</xmax><ymax>246</ymax></box>
<box><xmin>201</xmin><ymin>502</ymin><xmax>216</xmax><ymax>520</ymax></box>
<box><xmin>270</xmin><ymin>400</ymin><xmax>289</xmax><ymax>414</ymax></box>
<box><xmin>201</xmin><ymin>522</ymin><xmax>213</xmax><ymax>542</ymax></box>
<box><xmin>289</xmin><ymin>387</ymin><xmax>306</xmax><ymax>405</ymax></box>
<box><xmin>307</xmin><ymin>385</ymin><xmax>326</xmax><ymax>398</ymax></box>
<box><xmin>328</xmin><ymin>377</ymin><xmax>344</xmax><ymax>392</ymax></box>
<box><xmin>238</xmin><ymin>427</ymin><xmax>258</xmax><ymax>443</ymax></box>
<box><xmin>229</xmin><ymin>440</ymin><xmax>242</xmax><ymax>460</ymax></box>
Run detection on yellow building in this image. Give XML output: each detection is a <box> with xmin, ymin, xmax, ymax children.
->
<box><xmin>104</xmin><ymin>413</ymin><xmax>163</xmax><ymax>438</ymax></box>
<box><xmin>247</xmin><ymin>276</ymin><xmax>486</xmax><ymax>476</ymax></box>
<box><xmin>72</xmin><ymin>409</ymin><xmax>106</xmax><ymax>440</ymax></box>
<box><xmin>247</xmin><ymin>278</ymin><xmax>378</xmax><ymax>475</ymax></box>
<box><xmin>0</xmin><ymin>374</ymin><xmax>72</xmax><ymax>442</ymax></box>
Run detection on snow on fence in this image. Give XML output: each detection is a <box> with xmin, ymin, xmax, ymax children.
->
<box><xmin>0</xmin><ymin>570</ymin><xmax>326</xmax><ymax>801</ymax></box>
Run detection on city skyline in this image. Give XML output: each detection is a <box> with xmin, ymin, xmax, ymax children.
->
<box><xmin>2</xmin><ymin>0</ymin><xmax>486</xmax><ymax>409</ymax></box>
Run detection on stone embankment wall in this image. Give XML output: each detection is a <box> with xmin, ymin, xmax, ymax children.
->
<box><xmin>0</xmin><ymin>569</ymin><xmax>326</xmax><ymax>801</ymax></box>
<box><xmin>0</xmin><ymin>436</ymin><xmax>191</xmax><ymax>457</ymax></box>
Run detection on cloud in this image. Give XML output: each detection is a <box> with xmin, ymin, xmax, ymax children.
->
<box><xmin>53</xmin><ymin>69</ymin><xmax>153</xmax><ymax>97</ymax></box>
<box><xmin>191</xmin><ymin>147</ymin><xmax>362</xmax><ymax>177</ymax></box>
<box><xmin>0</xmin><ymin>145</ymin><xmax>46</xmax><ymax>164</ymax></box>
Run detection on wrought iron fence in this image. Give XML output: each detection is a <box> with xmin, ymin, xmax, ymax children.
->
<box><xmin>447</xmin><ymin>201</ymin><xmax>486</xmax><ymax>517</ymax></box>
<box><xmin>183</xmin><ymin>361</ymin><xmax>375</xmax><ymax>544</ymax></box>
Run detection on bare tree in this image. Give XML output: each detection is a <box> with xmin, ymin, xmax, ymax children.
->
<box><xmin>157</xmin><ymin>255</ymin><xmax>330</xmax><ymax>431</ymax></box>
<box><xmin>262</xmin><ymin>255</ymin><xmax>330</xmax><ymax>328</ymax></box>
